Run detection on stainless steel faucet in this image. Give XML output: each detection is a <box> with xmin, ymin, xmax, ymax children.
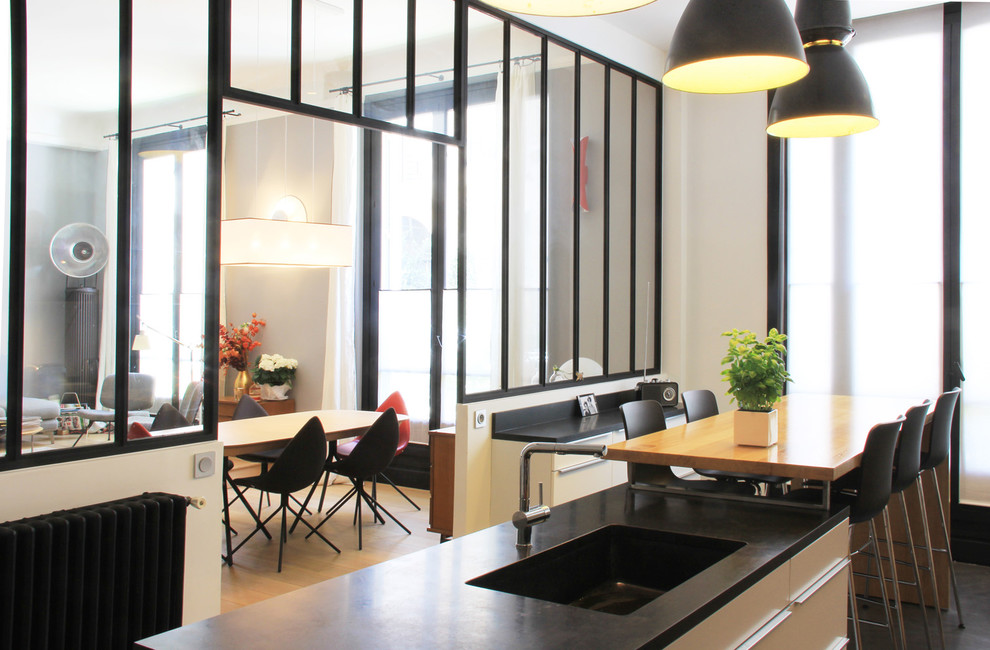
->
<box><xmin>512</xmin><ymin>442</ymin><xmax>608</xmax><ymax>547</ymax></box>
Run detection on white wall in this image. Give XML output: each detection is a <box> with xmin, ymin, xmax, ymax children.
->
<box><xmin>0</xmin><ymin>441</ymin><xmax>223</xmax><ymax>625</ymax></box>
<box><xmin>661</xmin><ymin>89</ymin><xmax>770</xmax><ymax>412</ymax></box>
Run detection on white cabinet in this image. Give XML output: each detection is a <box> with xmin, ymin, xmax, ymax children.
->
<box><xmin>668</xmin><ymin>519</ymin><xmax>850</xmax><ymax>650</ymax></box>
<box><xmin>490</xmin><ymin>431</ymin><xmax>626</xmax><ymax>524</ymax></box>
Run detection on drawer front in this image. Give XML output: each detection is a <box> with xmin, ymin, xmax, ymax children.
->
<box><xmin>753</xmin><ymin>560</ymin><xmax>849</xmax><ymax>650</ymax></box>
<box><xmin>552</xmin><ymin>432</ymin><xmax>616</xmax><ymax>471</ymax></box>
<box><xmin>550</xmin><ymin>456</ymin><xmax>615</xmax><ymax>506</ymax></box>
<box><xmin>790</xmin><ymin>520</ymin><xmax>848</xmax><ymax>601</ymax></box>
<box><xmin>667</xmin><ymin>562</ymin><xmax>789</xmax><ymax>650</ymax></box>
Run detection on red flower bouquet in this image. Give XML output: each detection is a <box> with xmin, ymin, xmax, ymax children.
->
<box><xmin>219</xmin><ymin>313</ymin><xmax>266</xmax><ymax>371</ymax></box>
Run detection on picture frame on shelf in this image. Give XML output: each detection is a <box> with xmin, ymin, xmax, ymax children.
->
<box><xmin>577</xmin><ymin>393</ymin><xmax>598</xmax><ymax>417</ymax></box>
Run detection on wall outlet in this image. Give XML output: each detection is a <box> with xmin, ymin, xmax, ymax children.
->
<box><xmin>193</xmin><ymin>451</ymin><xmax>215</xmax><ymax>479</ymax></box>
<box><xmin>474</xmin><ymin>409</ymin><xmax>487</xmax><ymax>429</ymax></box>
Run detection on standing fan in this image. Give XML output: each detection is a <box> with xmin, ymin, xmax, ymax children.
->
<box><xmin>50</xmin><ymin>223</ymin><xmax>109</xmax><ymax>409</ymax></box>
<box><xmin>49</xmin><ymin>223</ymin><xmax>109</xmax><ymax>278</ymax></box>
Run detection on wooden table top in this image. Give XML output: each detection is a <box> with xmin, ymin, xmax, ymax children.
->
<box><xmin>607</xmin><ymin>393</ymin><xmax>926</xmax><ymax>482</ymax></box>
<box><xmin>218</xmin><ymin>409</ymin><xmax>405</xmax><ymax>456</ymax></box>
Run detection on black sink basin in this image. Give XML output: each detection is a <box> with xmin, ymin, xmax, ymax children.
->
<box><xmin>467</xmin><ymin>525</ymin><xmax>745</xmax><ymax>616</ymax></box>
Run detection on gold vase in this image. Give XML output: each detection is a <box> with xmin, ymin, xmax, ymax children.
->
<box><xmin>233</xmin><ymin>370</ymin><xmax>254</xmax><ymax>400</ymax></box>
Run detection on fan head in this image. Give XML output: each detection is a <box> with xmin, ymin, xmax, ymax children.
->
<box><xmin>49</xmin><ymin>223</ymin><xmax>109</xmax><ymax>278</ymax></box>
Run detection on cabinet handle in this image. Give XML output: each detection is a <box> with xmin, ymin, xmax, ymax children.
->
<box><xmin>794</xmin><ymin>558</ymin><xmax>851</xmax><ymax>605</ymax></box>
<box><xmin>826</xmin><ymin>637</ymin><xmax>850</xmax><ymax>650</ymax></box>
<box><xmin>736</xmin><ymin>609</ymin><xmax>792</xmax><ymax>650</ymax></box>
<box><xmin>555</xmin><ymin>457</ymin><xmax>607</xmax><ymax>475</ymax></box>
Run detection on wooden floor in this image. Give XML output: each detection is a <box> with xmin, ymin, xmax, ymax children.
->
<box><xmin>221</xmin><ymin>474</ymin><xmax>438</xmax><ymax>614</ymax></box>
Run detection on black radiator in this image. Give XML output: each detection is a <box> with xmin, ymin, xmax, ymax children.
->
<box><xmin>0</xmin><ymin>492</ymin><xmax>187</xmax><ymax>650</ymax></box>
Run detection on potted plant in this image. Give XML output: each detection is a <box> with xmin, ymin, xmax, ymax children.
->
<box><xmin>251</xmin><ymin>353</ymin><xmax>298</xmax><ymax>401</ymax></box>
<box><xmin>720</xmin><ymin>328</ymin><xmax>792</xmax><ymax>447</ymax></box>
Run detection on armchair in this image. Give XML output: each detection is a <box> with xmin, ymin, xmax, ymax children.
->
<box><xmin>76</xmin><ymin>373</ymin><xmax>155</xmax><ymax>439</ymax></box>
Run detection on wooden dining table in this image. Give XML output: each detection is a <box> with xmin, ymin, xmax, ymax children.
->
<box><xmin>606</xmin><ymin>393</ymin><xmax>926</xmax><ymax>510</ymax></box>
<box><xmin>220</xmin><ymin>408</ymin><xmax>406</xmax><ymax>564</ymax></box>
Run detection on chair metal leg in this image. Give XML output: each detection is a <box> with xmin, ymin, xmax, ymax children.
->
<box><xmin>848</xmin><ymin>526</ymin><xmax>863</xmax><ymax>650</ymax></box>
<box><xmin>277</xmin><ymin>495</ymin><xmax>288</xmax><ymax>573</ymax></box>
<box><xmin>378</xmin><ymin>472</ymin><xmax>421</xmax><ymax>511</ymax></box>
<box><xmin>915</xmin><ymin>476</ymin><xmax>947</xmax><ymax>646</ymax></box>
<box><xmin>898</xmin><ymin>491</ymin><xmax>934</xmax><ymax>648</ymax></box>
<box><xmin>925</xmin><ymin>468</ymin><xmax>965</xmax><ymax>629</ymax></box>
<box><xmin>881</xmin><ymin>508</ymin><xmax>907</xmax><ymax>650</ymax></box>
<box><xmin>869</xmin><ymin>518</ymin><xmax>899</xmax><ymax>649</ymax></box>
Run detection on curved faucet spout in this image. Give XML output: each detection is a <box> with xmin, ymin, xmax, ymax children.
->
<box><xmin>513</xmin><ymin>442</ymin><xmax>608</xmax><ymax>547</ymax></box>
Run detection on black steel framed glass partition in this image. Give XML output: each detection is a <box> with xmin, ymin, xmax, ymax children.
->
<box><xmin>2</xmin><ymin>0</ymin><xmax>662</xmax><ymax>468</ymax></box>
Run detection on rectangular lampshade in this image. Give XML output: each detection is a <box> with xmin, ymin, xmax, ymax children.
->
<box><xmin>220</xmin><ymin>218</ymin><xmax>353</xmax><ymax>267</ymax></box>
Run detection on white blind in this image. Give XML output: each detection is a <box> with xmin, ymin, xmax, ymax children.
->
<box><xmin>786</xmin><ymin>6</ymin><xmax>943</xmax><ymax>399</ymax></box>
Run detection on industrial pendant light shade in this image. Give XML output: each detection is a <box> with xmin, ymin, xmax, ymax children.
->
<box><xmin>663</xmin><ymin>0</ymin><xmax>808</xmax><ymax>94</ymax></box>
<box><xmin>766</xmin><ymin>44</ymin><xmax>878</xmax><ymax>137</ymax></box>
<box><xmin>481</xmin><ymin>0</ymin><xmax>656</xmax><ymax>17</ymax></box>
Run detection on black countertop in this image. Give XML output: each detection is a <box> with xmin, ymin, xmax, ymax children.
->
<box><xmin>491</xmin><ymin>389</ymin><xmax>683</xmax><ymax>443</ymax></box>
<box><xmin>139</xmin><ymin>487</ymin><xmax>846</xmax><ymax>649</ymax></box>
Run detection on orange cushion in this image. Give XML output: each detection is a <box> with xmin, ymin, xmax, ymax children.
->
<box><xmin>127</xmin><ymin>422</ymin><xmax>152</xmax><ymax>440</ymax></box>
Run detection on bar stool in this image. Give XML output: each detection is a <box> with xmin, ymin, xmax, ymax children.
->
<box><xmin>787</xmin><ymin>418</ymin><xmax>906</xmax><ymax>649</ymax></box>
<box><xmin>917</xmin><ymin>388</ymin><xmax>965</xmax><ymax>630</ymax></box>
<box><xmin>883</xmin><ymin>401</ymin><xmax>942</xmax><ymax>649</ymax></box>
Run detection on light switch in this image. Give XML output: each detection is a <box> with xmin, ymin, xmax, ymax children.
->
<box><xmin>194</xmin><ymin>451</ymin><xmax>215</xmax><ymax>479</ymax></box>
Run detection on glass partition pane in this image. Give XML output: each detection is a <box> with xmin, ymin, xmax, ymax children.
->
<box><xmin>633</xmin><ymin>81</ymin><xmax>657</xmax><ymax>371</ymax></box>
<box><xmin>608</xmin><ymin>71</ymin><xmax>633</xmax><ymax>373</ymax></box>
<box><xmin>506</xmin><ymin>27</ymin><xmax>542</xmax><ymax>389</ymax></box>
<box><xmin>230</xmin><ymin>0</ymin><xmax>291</xmax><ymax>99</ymax></box>
<box><xmin>464</xmin><ymin>8</ymin><xmax>503</xmax><ymax>395</ymax></box>
<box><xmin>130</xmin><ymin>0</ymin><xmax>209</xmax><ymax>436</ymax></box>
<box><xmin>303</xmin><ymin>0</ymin><xmax>354</xmax><ymax>113</ymax></box>
<box><xmin>24</xmin><ymin>0</ymin><xmax>118</xmax><ymax>453</ymax></box>
<box><xmin>577</xmin><ymin>57</ymin><xmax>605</xmax><ymax>378</ymax></box>
<box><xmin>362</xmin><ymin>0</ymin><xmax>408</xmax><ymax>126</ymax></box>
<box><xmin>415</xmin><ymin>0</ymin><xmax>456</xmax><ymax>135</ymax></box>
<box><xmin>545</xmin><ymin>44</ymin><xmax>574</xmax><ymax>382</ymax></box>
<box><xmin>0</xmin><ymin>2</ymin><xmax>9</xmax><ymax>457</ymax></box>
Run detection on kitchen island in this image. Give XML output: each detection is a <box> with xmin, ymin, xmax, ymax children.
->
<box><xmin>140</xmin><ymin>483</ymin><xmax>847</xmax><ymax>649</ymax></box>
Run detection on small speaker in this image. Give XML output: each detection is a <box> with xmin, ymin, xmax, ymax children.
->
<box><xmin>639</xmin><ymin>380</ymin><xmax>679</xmax><ymax>407</ymax></box>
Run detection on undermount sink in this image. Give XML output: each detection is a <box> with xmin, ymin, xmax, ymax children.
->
<box><xmin>467</xmin><ymin>525</ymin><xmax>745</xmax><ymax>616</ymax></box>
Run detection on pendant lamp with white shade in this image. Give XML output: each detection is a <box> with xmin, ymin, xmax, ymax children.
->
<box><xmin>663</xmin><ymin>0</ymin><xmax>808</xmax><ymax>94</ymax></box>
<box><xmin>767</xmin><ymin>0</ymin><xmax>878</xmax><ymax>137</ymax></box>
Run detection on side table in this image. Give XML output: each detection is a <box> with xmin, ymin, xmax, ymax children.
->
<box><xmin>217</xmin><ymin>396</ymin><xmax>296</xmax><ymax>422</ymax></box>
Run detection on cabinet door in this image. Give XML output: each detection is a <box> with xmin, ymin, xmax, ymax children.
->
<box><xmin>751</xmin><ymin>562</ymin><xmax>849</xmax><ymax>650</ymax></box>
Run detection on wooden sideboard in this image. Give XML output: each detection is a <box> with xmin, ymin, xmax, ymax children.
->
<box><xmin>217</xmin><ymin>396</ymin><xmax>296</xmax><ymax>422</ymax></box>
<box><xmin>428</xmin><ymin>426</ymin><xmax>455</xmax><ymax>541</ymax></box>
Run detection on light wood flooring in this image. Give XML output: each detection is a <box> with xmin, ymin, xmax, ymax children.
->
<box><xmin>221</xmin><ymin>471</ymin><xmax>438</xmax><ymax>614</ymax></box>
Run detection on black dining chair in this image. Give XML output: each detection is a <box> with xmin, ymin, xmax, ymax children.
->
<box><xmin>918</xmin><ymin>388</ymin><xmax>965</xmax><ymax>630</ymax></box>
<box><xmin>682</xmin><ymin>389</ymin><xmax>790</xmax><ymax>495</ymax></box>
<box><xmin>305</xmin><ymin>408</ymin><xmax>411</xmax><ymax>550</ymax></box>
<box><xmin>619</xmin><ymin>399</ymin><xmax>752</xmax><ymax>495</ymax></box>
<box><xmin>230</xmin><ymin>416</ymin><xmax>340</xmax><ymax>571</ymax></box>
<box><xmin>222</xmin><ymin>395</ymin><xmax>275</xmax><ymax>565</ymax></box>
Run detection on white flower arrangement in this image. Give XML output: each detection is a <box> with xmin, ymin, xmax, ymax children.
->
<box><xmin>252</xmin><ymin>353</ymin><xmax>298</xmax><ymax>386</ymax></box>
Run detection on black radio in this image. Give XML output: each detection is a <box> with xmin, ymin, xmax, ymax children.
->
<box><xmin>638</xmin><ymin>379</ymin><xmax>679</xmax><ymax>407</ymax></box>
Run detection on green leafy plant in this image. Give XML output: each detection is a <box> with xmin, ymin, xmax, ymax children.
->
<box><xmin>720</xmin><ymin>328</ymin><xmax>792</xmax><ymax>412</ymax></box>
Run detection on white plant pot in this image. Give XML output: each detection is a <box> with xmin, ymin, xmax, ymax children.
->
<box><xmin>734</xmin><ymin>409</ymin><xmax>778</xmax><ymax>447</ymax></box>
<box><xmin>259</xmin><ymin>383</ymin><xmax>291</xmax><ymax>401</ymax></box>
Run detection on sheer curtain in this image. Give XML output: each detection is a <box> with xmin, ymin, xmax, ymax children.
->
<box><xmin>96</xmin><ymin>143</ymin><xmax>118</xmax><ymax>397</ymax></box>
<box><xmin>786</xmin><ymin>6</ymin><xmax>943</xmax><ymax>400</ymax></box>
<box><xmin>503</xmin><ymin>58</ymin><xmax>541</xmax><ymax>388</ymax></box>
<box><xmin>321</xmin><ymin>103</ymin><xmax>357</xmax><ymax>409</ymax></box>
<box><xmin>959</xmin><ymin>3</ymin><xmax>990</xmax><ymax>506</ymax></box>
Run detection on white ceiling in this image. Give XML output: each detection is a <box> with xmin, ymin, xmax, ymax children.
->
<box><xmin>29</xmin><ymin>0</ymin><xmax>952</xmax><ymax>118</ymax></box>
<box><xmin>599</xmin><ymin>0</ymin><xmax>943</xmax><ymax>53</ymax></box>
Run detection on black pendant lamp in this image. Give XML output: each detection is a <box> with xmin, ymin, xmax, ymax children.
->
<box><xmin>482</xmin><ymin>0</ymin><xmax>656</xmax><ymax>16</ymax></box>
<box><xmin>767</xmin><ymin>0</ymin><xmax>878</xmax><ymax>137</ymax></box>
<box><xmin>663</xmin><ymin>0</ymin><xmax>809</xmax><ymax>94</ymax></box>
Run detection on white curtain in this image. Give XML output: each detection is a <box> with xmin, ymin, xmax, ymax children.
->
<box><xmin>218</xmin><ymin>113</ymin><xmax>229</xmax><ymax>395</ymax></box>
<box><xmin>95</xmin><ymin>142</ymin><xmax>118</xmax><ymax>404</ymax></box>
<box><xmin>502</xmin><ymin>61</ymin><xmax>541</xmax><ymax>387</ymax></box>
<box><xmin>321</xmin><ymin>101</ymin><xmax>358</xmax><ymax>410</ymax></box>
